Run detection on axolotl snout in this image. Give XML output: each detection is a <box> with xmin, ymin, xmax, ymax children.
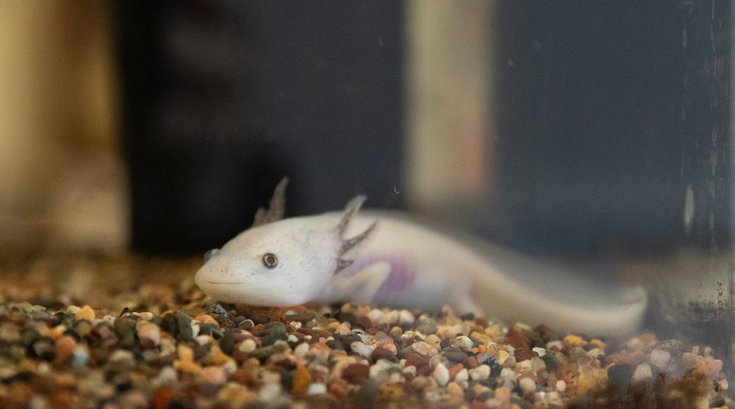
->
<box><xmin>195</xmin><ymin>179</ymin><xmax>648</xmax><ymax>336</ymax></box>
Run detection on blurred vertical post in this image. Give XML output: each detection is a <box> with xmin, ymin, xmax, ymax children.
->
<box><xmin>404</xmin><ymin>0</ymin><xmax>495</xmax><ymax>219</ymax></box>
<box><xmin>0</xmin><ymin>1</ymin><xmax>127</xmax><ymax>254</ymax></box>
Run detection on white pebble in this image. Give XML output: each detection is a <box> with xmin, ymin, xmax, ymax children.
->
<box><xmin>411</xmin><ymin>341</ymin><xmax>439</xmax><ymax>356</ymax></box>
<box><xmin>485</xmin><ymin>398</ymin><xmax>503</xmax><ymax>408</ymax></box>
<box><xmin>29</xmin><ymin>395</ymin><xmax>49</xmax><ymax>409</ymax></box>
<box><xmin>222</xmin><ymin>360</ymin><xmax>237</xmax><ymax>375</ymax></box>
<box><xmin>547</xmin><ymin>391</ymin><xmax>563</xmax><ymax>405</ymax></box>
<box><xmin>71</xmin><ymin>345</ymin><xmax>89</xmax><ymax>367</ymax></box>
<box><xmin>555</xmin><ymin>379</ymin><xmax>567</xmax><ymax>392</ymax></box>
<box><xmin>649</xmin><ymin>349</ymin><xmax>671</xmax><ymax>369</ymax></box>
<box><xmin>632</xmin><ymin>363</ymin><xmax>653</xmax><ymax>382</ymax></box>
<box><xmin>152</xmin><ymin>366</ymin><xmax>178</xmax><ymax>388</ymax></box>
<box><xmin>388</xmin><ymin>371</ymin><xmax>405</xmax><ymax>384</ymax></box>
<box><xmin>258</xmin><ymin>383</ymin><xmax>282</xmax><ymax>401</ymax></box>
<box><xmin>469</xmin><ymin>364</ymin><xmax>491</xmax><ymax>381</ymax></box>
<box><xmin>532</xmin><ymin>347</ymin><xmax>546</xmax><ymax>357</ymax></box>
<box><xmin>350</xmin><ymin>341</ymin><xmax>374</xmax><ymax>359</ymax></box>
<box><xmin>306</xmin><ymin>383</ymin><xmax>327</xmax><ymax>395</ymax></box>
<box><xmin>451</xmin><ymin>336</ymin><xmax>474</xmax><ymax>351</ymax></box>
<box><xmin>499</xmin><ymin>368</ymin><xmax>516</xmax><ymax>382</ymax></box>
<box><xmin>546</xmin><ymin>340</ymin><xmax>564</xmax><ymax>350</ymax></box>
<box><xmin>367</xmin><ymin>308</ymin><xmax>384</xmax><ymax>323</ymax></box>
<box><xmin>109</xmin><ymin>349</ymin><xmax>135</xmax><ymax>365</ymax></box>
<box><xmin>433</xmin><ymin>363</ymin><xmax>449</xmax><ymax>386</ymax></box>
<box><xmin>519</xmin><ymin>377</ymin><xmax>536</xmax><ymax>393</ymax></box>
<box><xmin>398</xmin><ymin>310</ymin><xmax>415</xmax><ymax>325</ymax></box>
<box><xmin>287</xmin><ymin>334</ymin><xmax>299</xmax><ymax>343</ymax></box>
<box><xmin>160</xmin><ymin>338</ymin><xmax>177</xmax><ymax>356</ymax></box>
<box><xmin>239</xmin><ymin>339</ymin><xmax>257</xmax><ymax>353</ymax></box>
<box><xmin>454</xmin><ymin>368</ymin><xmax>469</xmax><ymax>383</ymax></box>
<box><xmin>293</xmin><ymin>342</ymin><xmax>309</xmax><ymax>359</ymax></box>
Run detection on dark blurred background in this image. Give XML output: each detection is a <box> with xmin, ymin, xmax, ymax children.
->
<box><xmin>1</xmin><ymin>1</ymin><xmax>730</xmax><ymax>262</ymax></box>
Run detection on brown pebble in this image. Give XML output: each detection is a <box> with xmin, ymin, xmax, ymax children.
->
<box><xmin>55</xmin><ymin>335</ymin><xmax>77</xmax><ymax>364</ymax></box>
<box><xmin>291</xmin><ymin>365</ymin><xmax>312</xmax><ymax>395</ymax></box>
<box><xmin>354</xmin><ymin>316</ymin><xmax>372</xmax><ymax>330</ymax></box>
<box><xmin>193</xmin><ymin>314</ymin><xmax>218</xmax><ymax>325</ymax></box>
<box><xmin>447</xmin><ymin>363</ymin><xmax>465</xmax><ymax>379</ymax></box>
<box><xmin>372</xmin><ymin>346</ymin><xmax>396</xmax><ymax>361</ymax></box>
<box><xmin>405</xmin><ymin>352</ymin><xmax>427</xmax><ymax>367</ymax></box>
<box><xmin>506</xmin><ymin>329</ymin><xmax>530</xmax><ymax>350</ymax></box>
<box><xmin>514</xmin><ymin>347</ymin><xmax>535</xmax><ymax>362</ymax></box>
<box><xmin>464</xmin><ymin>355</ymin><xmax>479</xmax><ymax>369</ymax></box>
<box><xmin>328</xmin><ymin>379</ymin><xmax>349</xmax><ymax>397</ymax></box>
<box><xmin>342</xmin><ymin>363</ymin><xmax>370</xmax><ymax>384</ymax></box>
<box><xmin>470</xmin><ymin>401</ymin><xmax>490</xmax><ymax>409</ymax></box>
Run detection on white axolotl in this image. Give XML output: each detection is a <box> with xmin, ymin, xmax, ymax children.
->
<box><xmin>195</xmin><ymin>179</ymin><xmax>648</xmax><ymax>336</ymax></box>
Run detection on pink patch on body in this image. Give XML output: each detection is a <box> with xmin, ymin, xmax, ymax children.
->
<box><xmin>375</xmin><ymin>257</ymin><xmax>415</xmax><ymax>298</ymax></box>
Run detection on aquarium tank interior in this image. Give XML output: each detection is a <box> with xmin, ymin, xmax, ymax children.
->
<box><xmin>0</xmin><ymin>1</ymin><xmax>733</xmax><ymax>408</ymax></box>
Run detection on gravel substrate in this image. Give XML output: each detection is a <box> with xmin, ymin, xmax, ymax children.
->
<box><xmin>0</xmin><ymin>256</ymin><xmax>732</xmax><ymax>408</ymax></box>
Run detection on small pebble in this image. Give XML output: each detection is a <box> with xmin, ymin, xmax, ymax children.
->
<box><xmin>75</xmin><ymin>305</ymin><xmax>96</xmax><ymax>321</ymax></box>
<box><xmin>446</xmin><ymin>381</ymin><xmax>465</xmax><ymax>397</ymax></box>
<box><xmin>411</xmin><ymin>341</ymin><xmax>439</xmax><ymax>356</ymax></box>
<box><xmin>433</xmin><ymin>363</ymin><xmax>449</xmax><ymax>386</ymax></box>
<box><xmin>293</xmin><ymin>342</ymin><xmax>309</xmax><ymax>359</ymax></box>
<box><xmin>649</xmin><ymin>348</ymin><xmax>671</xmax><ymax>369</ymax></box>
<box><xmin>518</xmin><ymin>376</ymin><xmax>536</xmax><ymax>393</ymax></box>
<box><xmin>469</xmin><ymin>365</ymin><xmax>491</xmax><ymax>381</ymax></box>
<box><xmin>307</xmin><ymin>383</ymin><xmax>327</xmax><ymax>395</ymax></box>
<box><xmin>54</xmin><ymin>335</ymin><xmax>76</xmax><ymax>364</ymax></box>
<box><xmin>398</xmin><ymin>310</ymin><xmax>415</xmax><ymax>326</ymax></box>
<box><xmin>563</xmin><ymin>334</ymin><xmax>587</xmax><ymax>348</ymax></box>
<box><xmin>137</xmin><ymin>322</ymin><xmax>161</xmax><ymax>348</ymax></box>
<box><xmin>450</xmin><ymin>336</ymin><xmax>474</xmax><ymax>351</ymax></box>
<box><xmin>197</xmin><ymin>366</ymin><xmax>227</xmax><ymax>395</ymax></box>
<box><xmin>496</xmin><ymin>349</ymin><xmax>511</xmax><ymax>365</ymax></box>
<box><xmin>632</xmin><ymin>363</ymin><xmax>653</xmax><ymax>382</ymax></box>
<box><xmin>342</xmin><ymin>364</ymin><xmax>370</xmax><ymax>384</ymax></box>
<box><xmin>350</xmin><ymin>341</ymin><xmax>373</xmax><ymax>359</ymax></box>
<box><xmin>494</xmin><ymin>386</ymin><xmax>511</xmax><ymax>402</ymax></box>
<box><xmin>258</xmin><ymin>383</ymin><xmax>282</xmax><ymax>402</ymax></box>
<box><xmin>454</xmin><ymin>368</ymin><xmax>469</xmax><ymax>384</ymax></box>
<box><xmin>372</xmin><ymin>346</ymin><xmax>396</xmax><ymax>361</ymax></box>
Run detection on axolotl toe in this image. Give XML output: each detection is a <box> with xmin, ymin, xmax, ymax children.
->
<box><xmin>195</xmin><ymin>179</ymin><xmax>647</xmax><ymax>336</ymax></box>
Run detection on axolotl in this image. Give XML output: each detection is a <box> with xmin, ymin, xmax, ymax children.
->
<box><xmin>195</xmin><ymin>179</ymin><xmax>647</xmax><ymax>336</ymax></box>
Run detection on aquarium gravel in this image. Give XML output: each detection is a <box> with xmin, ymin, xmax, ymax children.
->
<box><xmin>0</xmin><ymin>256</ymin><xmax>731</xmax><ymax>409</ymax></box>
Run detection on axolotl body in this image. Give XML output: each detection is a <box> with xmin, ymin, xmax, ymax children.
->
<box><xmin>195</xmin><ymin>179</ymin><xmax>647</xmax><ymax>336</ymax></box>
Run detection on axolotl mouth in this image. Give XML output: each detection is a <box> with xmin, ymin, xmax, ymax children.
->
<box><xmin>197</xmin><ymin>282</ymin><xmax>276</xmax><ymax>305</ymax></box>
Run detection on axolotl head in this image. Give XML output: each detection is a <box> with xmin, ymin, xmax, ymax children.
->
<box><xmin>194</xmin><ymin>194</ymin><xmax>376</xmax><ymax>306</ymax></box>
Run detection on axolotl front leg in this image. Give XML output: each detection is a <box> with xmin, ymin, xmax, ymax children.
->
<box><xmin>318</xmin><ymin>261</ymin><xmax>392</xmax><ymax>304</ymax></box>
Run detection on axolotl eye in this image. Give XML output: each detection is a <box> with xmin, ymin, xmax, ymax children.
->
<box><xmin>203</xmin><ymin>248</ymin><xmax>220</xmax><ymax>263</ymax></box>
<box><xmin>262</xmin><ymin>252</ymin><xmax>278</xmax><ymax>268</ymax></box>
